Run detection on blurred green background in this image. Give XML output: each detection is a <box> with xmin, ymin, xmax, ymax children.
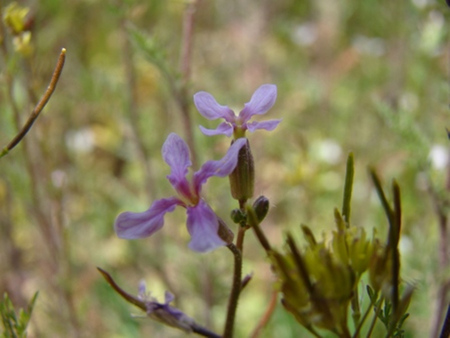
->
<box><xmin>1</xmin><ymin>0</ymin><xmax>449</xmax><ymax>337</ymax></box>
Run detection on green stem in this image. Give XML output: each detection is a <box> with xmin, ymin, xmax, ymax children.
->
<box><xmin>247</xmin><ymin>207</ymin><xmax>271</xmax><ymax>252</ymax></box>
<box><xmin>223</xmin><ymin>243</ymin><xmax>243</xmax><ymax>338</ymax></box>
<box><xmin>367</xmin><ymin>296</ymin><xmax>384</xmax><ymax>338</ymax></box>
<box><xmin>353</xmin><ymin>297</ymin><xmax>377</xmax><ymax>338</ymax></box>
<box><xmin>351</xmin><ymin>287</ymin><xmax>361</xmax><ymax>332</ymax></box>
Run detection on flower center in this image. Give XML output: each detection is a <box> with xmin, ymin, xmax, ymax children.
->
<box><xmin>175</xmin><ymin>179</ymin><xmax>199</xmax><ymax>207</ymax></box>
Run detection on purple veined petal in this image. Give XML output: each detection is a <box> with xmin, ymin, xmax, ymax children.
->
<box><xmin>162</xmin><ymin>133</ymin><xmax>192</xmax><ymax>191</ymax></box>
<box><xmin>114</xmin><ymin>197</ymin><xmax>183</xmax><ymax>239</ymax></box>
<box><xmin>186</xmin><ymin>200</ymin><xmax>226</xmax><ymax>252</ymax></box>
<box><xmin>193</xmin><ymin>91</ymin><xmax>236</xmax><ymax>123</ymax></box>
<box><xmin>239</xmin><ymin>84</ymin><xmax>277</xmax><ymax>122</ymax></box>
<box><xmin>192</xmin><ymin>138</ymin><xmax>247</xmax><ymax>193</ymax></box>
<box><xmin>199</xmin><ymin>122</ymin><xmax>234</xmax><ymax>137</ymax></box>
<box><xmin>247</xmin><ymin>119</ymin><xmax>282</xmax><ymax>133</ymax></box>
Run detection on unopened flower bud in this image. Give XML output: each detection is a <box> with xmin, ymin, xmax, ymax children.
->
<box><xmin>229</xmin><ymin>139</ymin><xmax>254</xmax><ymax>202</ymax></box>
<box><xmin>217</xmin><ymin>216</ymin><xmax>234</xmax><ymax>244</ymax></box>
<box><xmin>230</xmin><ymin>208</ymin><xmax>246</xmax><ymax>224</ymax></box>
<box><xmin>252</xmin><ymin>195</ymin><xmax>269</xmax><ymax>222</ymax></box>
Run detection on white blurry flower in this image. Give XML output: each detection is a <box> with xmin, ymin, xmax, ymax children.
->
<box><xmin>312</xmin><ymin>139</ymin><xmax>342</xmax><ymax>165</ymax></box>
<box><xmin>429</xmin><ymin>144</ymin><xmax>449</xmax><ymax>170</ymax></box>
<box><xmin>65</xmin><ymin>128</ymin><xmax>95</xmax><ymax>153</ymax></box>
<box><xmin>292</xmin><ymin>23</ymin><xmax>318</xmax><ymax>46</ymax></box>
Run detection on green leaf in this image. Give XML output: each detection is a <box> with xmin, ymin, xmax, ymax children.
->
<box><xmin>341</xmin><ymin>152</ymin><xmax>354</xmax><ymax>225</ymax></box>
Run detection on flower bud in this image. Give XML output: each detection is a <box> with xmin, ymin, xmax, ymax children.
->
<box><xmin>229</xmin><ymin>139</ymin><xmax>254</xmax><ymax>202</ymax></box>
<box><xmin>230</xmin><ymin>208</ymin><xmax>246</xmax><ymax>224</ymax></box>
<box><xmin>252</xmin><ymin>195</ymin><xmax>269</xmax><ymax>222</ymax></box>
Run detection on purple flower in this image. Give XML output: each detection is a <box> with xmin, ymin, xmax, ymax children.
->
<box><xmin>193</xmin><ymin>84</ymin><xmax>281</xmax><ymax>138</ymax></box>
<box><xmin>115</xmin><ymin>133</ymin><xmax>246</xmax><ymax>253</ymax></box>
<box><xmin>98</xmin><ymin>267</ymin><xmax>196</xmax><ymax>333</ymax></box>
<box><xmin>138</xmin><ymin>281</ymin><xmax>195</xmax><ymax>332</ymax></box>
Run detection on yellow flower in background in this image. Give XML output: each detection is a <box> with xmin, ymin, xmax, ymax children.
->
<box><xmin>13</xmin><ymin>31</ymin><xmax>33</xmax><ymax>57</ymax></box>
<box><xmin>3</xmin><ymin>2</ymin><xmax>30</xmax><ymax>35</ymax></box>
<box><xmin>2</xmin><ymin>2</ymin><xmax>33</xmax><ymax>56</ymax></box>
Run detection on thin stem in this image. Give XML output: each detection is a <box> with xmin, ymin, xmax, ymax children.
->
<box><xmin>177</xmin><ymin>0</ymin><xmax>198</xmax><ymax>167</ymax></box>
<box><xmin>250</xmin><ymin>290</ymin><xmax>278</xmax><ymax>338</ymax></box>
<box><xmin>236</xmin><ymin>225</ymin><xmax>246</xmax><ymax>253</ymax></box>
<box><xmin>97</xmin><ymin>268</ymin><xmax>147</xmax><ymax>310</ymax></box>
<box><xmin>247</xmin><ymin>206</ymin><xmax>271</xmax><ymax>252</ymax></box>
<box><xmin>1</xmin><ymin>48</ymin><xmax>66</xmax><ymax>158</ymax></box>
<box><xmin>353</xmin><ymin>297</ymin><xmax>378</xmax><ymax>338</ymax></box>
<box><xmin>367</xmin><ymin>296</ymin><xmax>384</xmax><ymax>338</ymax></box>
<box><xmin>351</xmin><ymin>287</ymin><xmax>361</xmax><ymax>331</ymax></box>
<box><xmin>223</xmin><ymin>243</ymin><xmax>243</xmax><ymax>338</ymax></box>
<box><xmin>191</xmin><ymin>324</ymin><xmax>222</xmax><ymax>338</ymax></box>
<box><xmin>179</xmin><ymin>0</ymin><xmax>197</xmax><ymax>87</ymax></box>
<box><xmin>440</xmin><ymin>302</ymin><xmax>450</xmax><ymax>338</ymax></box>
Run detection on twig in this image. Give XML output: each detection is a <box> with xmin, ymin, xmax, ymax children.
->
<box><xmin>0</xmin><ymin>48</ymin><xmax>66</xmax><ymax>158</ymax></box>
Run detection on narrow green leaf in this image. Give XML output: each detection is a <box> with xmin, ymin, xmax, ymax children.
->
<box><xmin>391</xmin><ymin>181</ymin><xmax>401</xmax><ymax>313</ymax></box>
<box><xmin>369</xmin><ymin>169</ymin><xmax>394</xmax><ymax>227</ymax></box>
<box><xmin>366</xmin><ymin>285</ymin><xmax>376</xmax><ymax>303</ymax></box>
<box><xmin>341</xmin><ymin>152</ymin><xmax>354</xmax><ymax>225</ymax></box>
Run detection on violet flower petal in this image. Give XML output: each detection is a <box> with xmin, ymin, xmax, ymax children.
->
<box><xmin>199</xmin><ymin>122</ymin><xmax>234</xmax><ymax>137</ymax></box>
<box><xmin>164</xmin><ymin>291</ymin><xmax>175</xmax><ymax>304</ymax></box>
<box><xmin>186</xmin><ymin>200</ymin><xmax>225</xmax><ymax>252</ymax></box>
<box><xmin>193</xmin><ymin>91</ymin><xmax>236</xmax><ymax>123</ymax></box>
<box><xmin>247</xmin><ymin>119</ymin><xmax>282</xmax><ymax>133</ymax></box>
<box><xmin>114</xmin><ymin>197</ymin><xmax>182</xmax><ymax>239</ymax></box>
<box><xmin>239</xmin><ymin>84</ymin><xmax>277</xmax><ymax>122</ymax></box>
<box><xmin>162</xmin><ymin>133</ymin><xmax>192</xmax><ymax>194</ymax></box>
<box><xmin>146</xmin><ymin>293</ymin><xmax>195</xmax><ymax>332</ymax></box>
<box><xmin>193</xmin><ymin>138</ymin><xmax>247</xmax><ymax>193</ymax></box>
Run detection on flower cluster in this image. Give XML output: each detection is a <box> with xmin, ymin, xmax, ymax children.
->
<box><xmin>109</xmin><ymin>84</ymin><xmax>280</xmax><ymax>335</ymax></box>
<box><xmin>115</xmin><ymin>84</ymin><xmax>280</xmax><ymax>252</ymax></box>
<box><xmin>269</xmin><ymin>222</ymin><xmax>381</xmax><ymax>336</ymax></box>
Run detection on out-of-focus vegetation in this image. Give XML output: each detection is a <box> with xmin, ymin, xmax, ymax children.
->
<box><xmin>0</xmin><ymin>0</ymin><xmax>449</xmax><ymax>337</ymax></box>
